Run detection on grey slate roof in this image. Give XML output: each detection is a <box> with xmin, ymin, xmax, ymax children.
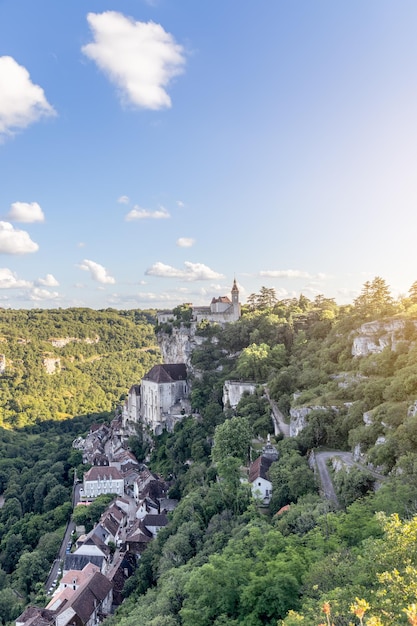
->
<box><xmin>63</xmin><ymin>554</ymin><xmax>105</xmax><ymax>572</ymax></box>
<box><xmin>143</xmin><ymin>363</ymin><xmax>187</xmax><ymax>383</ymax></box>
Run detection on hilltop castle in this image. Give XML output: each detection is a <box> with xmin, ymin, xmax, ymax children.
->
<box><xmin>157</xmin><ymin>279</ymin><xmax>241</xmax><ymax>326</ymax></box>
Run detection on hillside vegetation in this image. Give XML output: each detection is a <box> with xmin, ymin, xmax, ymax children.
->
<box><xmin>0</xmin><ymin>307</ymin><xmax>160</xmax><ymax>428</ymax></box>
<box><xmin>111</xmin><ymin>277</ymin><xmax>417</xmax><ymax>626</ymax></box>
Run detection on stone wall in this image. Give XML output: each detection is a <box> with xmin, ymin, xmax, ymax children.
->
<box><xmin>223</xmin><ymin>381</ymin><xmax>257</xmax><ymax>409</ymax></box>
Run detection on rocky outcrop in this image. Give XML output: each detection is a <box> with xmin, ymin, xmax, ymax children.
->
<box><xmin>289</xmin><ymin>406</ymin><xmax>322</xmax><ymax>437</ymax></box>
<box><xmin>43</xmin><ymin>357</ymin><xmax>60</xmax><ymax>374</ymax></box>
<box><xmin>157</xmin><ymin>325</ymin><xmax>203</xmax><ymax>368</ymax></box>
<box><xmin>49</xmin><ymin>336</ymin><xmax>100</xmax><ymax>347</ymax></box>
<box><xmin>289</xmin><ymin>405</ymin><xmax>340</xmax><ymax>437</ymax></box>
<box><xmin>351</xmin><ymin>319</ymin><xmax>417</xmax><ymax>357</ymax></box>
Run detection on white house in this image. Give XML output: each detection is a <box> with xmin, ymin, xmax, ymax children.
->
<box><xmin>82</xmin><ymin>466</ymin><xmax>124</xmax><ymax>499</ymax></box>
<box><xmin>249</xmin><ymin>456</ymin><xmax>274</xmax><ymax>505</ymax></box>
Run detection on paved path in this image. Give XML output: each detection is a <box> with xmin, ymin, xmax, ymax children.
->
<box><xmin>265</xmin><ymin>388</ymin><xmax>290</xmax><ymax>438</ymax></box>
<box><xmin>314</xmin><ymin>450</ymin><xmax>386</xmax><ymax>507</ymax></box>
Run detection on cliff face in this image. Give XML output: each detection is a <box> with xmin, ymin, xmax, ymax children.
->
<box><xmin>351</xmin><ymin>319</ymin><xmax>417</xmax><ymax>357</ymax></box>
<box><xmin>157</xmin><ymin>325</ymin><xmax>204</xmax><ymax>367</ymax></box>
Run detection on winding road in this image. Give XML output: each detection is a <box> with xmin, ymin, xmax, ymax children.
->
<box><xmin>313</xmin><ymin>450</ymin><xmax>386</xmax><ymax>507</ymax></box>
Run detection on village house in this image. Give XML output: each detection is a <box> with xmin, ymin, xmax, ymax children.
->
<box><xmin>82</xmin><ymin>466</ymin><xmax>124</xmax><ymax>500</ymax></box>
<box><xmin>248</xmin><ymin>438</ymin><xmax>279</xmax><ymax>505</ymax></box>
<box><xmin>16</xmin><ymin>569</ymin><xmax>113</xmax><ymax>626</ymax></box>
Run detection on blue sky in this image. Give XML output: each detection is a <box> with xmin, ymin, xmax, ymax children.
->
<box><xmin>0</xmin><ymin>1</ymin><xmax>416</xmax><ymax>310</ymax></box>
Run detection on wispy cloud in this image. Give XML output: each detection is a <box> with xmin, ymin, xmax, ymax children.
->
<box><xmin>176</xmin><ymin>237</ymin><xmax>195</xmax><ymax>248</ymax></box>
<box><xmin>77</xmin><ymin>259</ymin><xmax>115</xmax><ymax>284</ymax></box>
<box><xmin>0</xmin><ymin>268</ymin><xmax>32</xmax><ymax>289</ymax></box>
<box><xmin>258</xmin><ymin>269</ymin><xmax>329</xmax><ymax>281</ymax></box>
<box><xmin>29</xmin><ymin>287</ymin><xmax>60</xmax><ymax>301</ymax></box>
<box><xmin>125</xmin><ymin>206</ymin><xmax>170</xmax><ymax>221</ymax></box>
<box><xmin>36</xmin><ymin>273</ymin><xmax>59</xmax><ymax>287</ymax></box>
<box><xmin>259</xmin><ymin>269</ymin><xmax>312</xmax><ymax>279</ymax></box>
<box><xmin>0</xmin><ymin>56</ymin><xmax>56</xmax><ymax>139</ymax></box>
<box><xmin>7</xmin><ymin>201</ymin><xmax>45</xmax><ymax>223</ymax></box>
<box><xmin>117</xmin><ymin>195</ymin><xmax>130</xmax><ymax>204</ymax></box>
<box><xmin>82</xmin><ymin>12</ymin><xmax>186</xmax><ymax>110</ymax></box>
<box><xmin>0</xmin><ymin>222</ymin><xmax>39</xmax><ymax>254</ymax></box>
<box><xmin>146</xmin><ymin>261</ymin><xmax>224</xmax><ymax>281</ymax></box>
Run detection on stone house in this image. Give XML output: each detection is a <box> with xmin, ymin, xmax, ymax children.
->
<box><xmin>17</xmin><ymin>570</ymin><xmax>113</xmax><ymax>626</ymax></box>
<box><xmin>249</xmin><ymin>455</ymin><xmax>274</xmax><ymax>505</ymax></box>
<box><xmin>248</xmin><ymin>438</ymin><xmax>279</xmax><ymax>505</ymax></box>
<box><xmin>82</xmin><ymin>466</ymin><xmax>124</xmax><ymax>500</ymax></box>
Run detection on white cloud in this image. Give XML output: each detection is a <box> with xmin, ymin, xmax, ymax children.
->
<box><xmin>259</xmin><ymin>269</ymin><xmax>329</xmax><ymax>280</ymax></box>
<box><xmin>0</xmin><ymin>56</ymin><xmax>56</xmax><ymax>138</ymax></box>
<box><xmin>77</xmin><ymin>242</ymin><xmax>86</xmax><ymax>248</ymax></box>
<box><xmin>36</xmin><ymin>273</ymin><xmax>59</xmax><ymax>287</ymax></box>
<box><xmin>259</xmin><ymin>269</ymin><xmax>312</xmax><ymax>279</ymax></box>
<box><xmin>176</xmin><ymin>200</ymin><xmax>185</xmax><ymax>208</ymax></box>
<box><xmin>7</xmin><ymin>201</ymin><xmax>45</xmax><ymax>223</ymax></box>
<box><xmin>0</xmin><ymin>268</ymin><xmax>32</xmax><ymax>289</ymax></box>
<box><xmin>137</xmin><ymin>291</ymin><xmax>179</xmax><ymax>301</ymax></box>
<box><xmin>29</xmin><ymin>287</ymin><xmax>59</xmax><ymax>301</ymax></box>
<box><xmin>0</xmin><ymin>221</ymin><xmax>39</xmax><ymax>254</ymax></box>
<box><xmin>118</xmin><ymin>195</ymin><xmax>130</xmax><ymax>204</ymax></box>
<box><xmin>77</xmin><ymin>259</ymin><xmax>115</xmax><ymax>284</ymax></box>
<box><xmin>176</xmin><ymin>237</ymin><xmax>195</xmax><ymax>248</ymax></box>
<box><xmin>145</xmin><ymin>261</ymin><xmax>224</xmax><ymax>281</ymax></box>
<box><xmin>125</xmin><ymin>205</ymin><xmax>170</xmax><ymax>221</ymax></box>
<box><xmin>82</xmin><ymin>12</ymin><xmax>186</xmax><ymax>110</ymax></box>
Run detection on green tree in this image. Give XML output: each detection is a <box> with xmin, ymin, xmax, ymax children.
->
<box><xmin>212</xmin><ymin>417</ymin><xmax>252</xmax><ymax>465</ymax></box>
<box><xmin>353</xmin><ymin>276</ymin><xmax>395</xmax><ymax>319</ymax></box>
<box><xmin>236</xmin><ymin>343</ymin><xmax>271</xmax><ymax>382</ymax></box>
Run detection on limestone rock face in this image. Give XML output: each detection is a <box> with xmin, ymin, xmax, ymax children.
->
<box><xmin>289</xmin><ymin>405</ymin><xmax>340</xmax><ymax>437</ymax></box>
<box><xmin>289</xmin><ymin>406</ymin><xmax>320</xmax><ymax>437</ymax></box>
<box><xmin>351</xmin><ymin>319</ymin><xmax>417</xmax><ymax>357</ymax></box>
<box><xmin>43</xmin><ymin>357</ymin><xmax>60</xmax><ymax>374</ymax></box>
<box><xmin>408</xmin><ymin>400</ymin><xmax>417</xmax><ymax>417</ymax></box>
<box><xmin>49</xmin><ymin>336</ymin><xmax>100</xmax><ymax>347</ymax></box>
<box><xmin>158</xmin><ymin>326</ymin><xmax>203</xmax><ymax>367</ymax></box>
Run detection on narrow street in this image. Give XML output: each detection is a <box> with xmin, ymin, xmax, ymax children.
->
<box><xmin>265</xmin><ymin>388</ymin><xmax>290</xmax><ymax>438</ymax></box>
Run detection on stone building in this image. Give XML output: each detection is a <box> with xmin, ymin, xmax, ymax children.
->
<box><xmin>82</xmin><ymin>466</ymin><xmax>124</xmax><ymax>499</ymax></box>
<box><xmin>157</xmin><ymin>279</ymin><xmax>241</xmax><ymax>326</ymax></box>
<box><xmin>141</xmin><ymin>363</ymin><xmax>188</xmax><ymax>434</ymax></box>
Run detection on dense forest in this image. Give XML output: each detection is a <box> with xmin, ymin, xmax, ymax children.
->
<box><xmin>109</xmin><ymin>277</ymin><xmax>417</xmax><ymax>626</ymax></box>
<box><xmin>0</xmin><ymin>307</ymin><xmax>161</xmax><ymax>624</ymax></box>
<box><xmin>0</xmin><ymin>307</ymin><xmax>160</xmax><ymax>428</ymax></box>
<box><xmin>3</xmin><ymin>280</ymin><xmax>417</xmax><ymax>624</ymax></box>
